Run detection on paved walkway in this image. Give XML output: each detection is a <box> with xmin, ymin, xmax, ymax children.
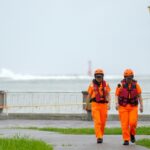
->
<box><xmin>0</xmin><ymin>120</ymin><xmax>150</xmax><ymax>150</ymax></box>
<box><xmin>0</xmin><ymin>128</ymin><xmax>150</xmax><ymax>150</ymax></box>
<box><xmin>0</xmin><ymin>120</ymin><xmax>150</xmax><ymax>128</ymax></box>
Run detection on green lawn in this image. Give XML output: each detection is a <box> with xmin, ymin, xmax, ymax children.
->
<box><xmin>0</xmin><ymin>136</ymin><xmax>53</xmax><ymax>150</ymax></box>
<box><xmin>24</xmin><ymin>126</ymin><xmax>150</xmax><ymax>135</ymax></box>
<box><xmin>136</xmin><ymin>138</ymin><xmax>150</xmax><ymax>149</ymax></box>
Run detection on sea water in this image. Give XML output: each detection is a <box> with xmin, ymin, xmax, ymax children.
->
<box><xmin>0</xmin><ymin>75</ymin><xmax>149</xmax><ymax>114</ymax></box>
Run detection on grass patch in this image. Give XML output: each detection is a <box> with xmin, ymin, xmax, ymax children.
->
<box><xmin>23</xmin><ymin>126</ymin><xmax>150</xmax><ymax>135</ymax></box>
<box><xmin>0</xmin><ymin>136</ymin><xmax>53</xmax><ymax>150</ymax></box>
<box><xmin>136</xmin><ymin>138</ymin><xmax>150</xmax><ymax>149</ymax></box>
<box><xmin>136</xmin><ymin>127</ymin><xmax>150</xmax><ymax>135</ymax></box>
<box><xmin>27</xmin><ymin>127</ymin><xmax>94</xmax><ymax>135</ymax></box>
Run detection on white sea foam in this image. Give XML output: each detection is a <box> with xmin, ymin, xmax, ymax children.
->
<box><xmin>0</xmin><ymin>68</ymin><xmax>91</xmax><ymax>80</ymax></box>
<box><xmin>0</xmin><ymin>68</ymin><xmax>124</xmax><ymax>80</ymax></box>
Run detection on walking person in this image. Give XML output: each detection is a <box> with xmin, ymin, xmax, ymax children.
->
<box><xmin>85</xmin><ymin>69</ymin><xmax>111</xmax><ymax>143</ymax></box>
<box><xmin>115</xmin><ymin>69</ymin><xmax>143</xmax><ymax>145</ymax></box>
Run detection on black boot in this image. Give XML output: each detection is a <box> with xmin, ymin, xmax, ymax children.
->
<box><xmin>130</xmin><ymin>134</ymin><xmax>135</xmax><ymax>143</ymax></box>
<box><xmin>97</xmin><ymin>138</ymin><xmax>103</xmax><ymax>144</ymax></box>
<box><xmin>123</xmin><ymin>140</ymin><xmax>129</xmax><ymax>145</ymax></box>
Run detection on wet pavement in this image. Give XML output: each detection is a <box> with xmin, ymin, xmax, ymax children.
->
<box><xmin>0</xmin><ymin>120</ymin><xmax>150</xmax><ymax>128</ymax></box>
<box><xmin>0</xmin><ymin>120</ymin><xmax>150</xmax><ymax>150</ymax></box>
<box><xmin>0</xmin><ymin>128</ymin><xmax>150</xmax><ymax>150</ymax></box>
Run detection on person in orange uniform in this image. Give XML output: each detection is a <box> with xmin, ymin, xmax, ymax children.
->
<box><xmin>115</xmin><ymin>69</ymin><xmax>143</xmax><ymax>145</ymax></box>
<box><xmin>86</xmin><ymin>69</ymin><xmax>111</xmax><ymax>144</ymax></box>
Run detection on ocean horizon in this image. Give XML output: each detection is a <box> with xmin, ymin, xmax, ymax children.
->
<box><xmin>0</xmin><ymin>70</ymin><xmax>149</xmax><ymax>114</ymax></box>
<box><xmin>0</xmin><ymin>75</ymin><xmax>150</xmax><ymax>92</ymax></box>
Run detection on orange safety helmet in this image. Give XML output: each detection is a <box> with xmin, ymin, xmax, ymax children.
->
<box><xmin>124</xmin><ymin>69</ymin><xmax>134</xmax><ymax>77</ymax></box>
<box><xmin>94</xmin><ymin>69</ymin><xmax>104</xmax><ymax>75</ymax></box>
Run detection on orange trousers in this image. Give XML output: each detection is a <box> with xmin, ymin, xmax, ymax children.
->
<box><xmin>91</xmin><ymin>102</ymin><xmax>108</xmax><ymax>139</ymax></box>
<box><xmin>118</xmin><ymin>104</ymin><xmax>138</xmax><ymax>141</ymax></box>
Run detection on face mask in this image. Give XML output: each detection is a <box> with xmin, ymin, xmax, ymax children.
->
<box><xmin>125</xmin><ymin>77</ymin><xmax>133</xmax><ymax>82</ymax></box>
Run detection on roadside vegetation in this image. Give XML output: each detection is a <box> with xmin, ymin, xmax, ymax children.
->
<box><xmin>0</xmin><ymin>136</ymin><xmax>53</xmax><ymax>150</ymax></box>
<box><xmin>136</xmin><ymin>138</ymin><xmax>150</xmax><ymax>149</ymax></box>
<box><xmin>23</xmin><ymin>126</ymin><xmax>150</xmax><ymax>135</ymax></box>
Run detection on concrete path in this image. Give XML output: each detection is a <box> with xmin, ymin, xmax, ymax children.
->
<box><xmin>0</xmin><ymin>120</ymin><xmax>149</xmax><ymax>150</ymax></box>
<box><xmin>0</xmin><ymin>120</ymin><xmax>150</xmax><ymax>128</ymax></box>
<box><xmin>0</xmin><ymin>129</ymin><xmax>150</xmax><ymax>150</ymax></box>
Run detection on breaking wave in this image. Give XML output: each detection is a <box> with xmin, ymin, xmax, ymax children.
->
<box><xmin>0</xmin><ymin>68</ymin><xmax>122</xmax><ymax>80</ymax></box>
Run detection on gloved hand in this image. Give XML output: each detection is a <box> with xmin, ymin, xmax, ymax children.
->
<box><xmin>84</xmin><ymin>106</ymin><xmax>88</xmax><ymax>111</ymax></box>
<box><xmin>107</xmin><ymin>103</ymin><xmax>111</xmax><ymax>110</ymax></box>
<box><xmin>115</xmin><ymin>103</ymin><xmax>119</xmax><ymax>110</ymax></box>
<box><xmin>139</xmin><ymin>105</ymin><xmax>143</xmax><ymax>113</ymax></box>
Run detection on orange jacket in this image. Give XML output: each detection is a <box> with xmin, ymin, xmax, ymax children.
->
<box><xmin>88</xmin><ymin>80</ymin><xmax>111</xmax><ymax>100</ymax></box>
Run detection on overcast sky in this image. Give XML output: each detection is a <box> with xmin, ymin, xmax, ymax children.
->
<box><xmin>0</xmin><ymin>0</ymin><xmax>150</xmax><ymax>76</ymax></box>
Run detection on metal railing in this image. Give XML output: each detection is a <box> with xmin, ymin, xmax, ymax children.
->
<box><xmin>1</xmin><ymin>91</ymin><xmax>150</xmax><ymax>114</ymax></box>
<box><xmin>3</xmin><ymin>92</ymin><xmax>83</xmax><ymax>114</ymax></box>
